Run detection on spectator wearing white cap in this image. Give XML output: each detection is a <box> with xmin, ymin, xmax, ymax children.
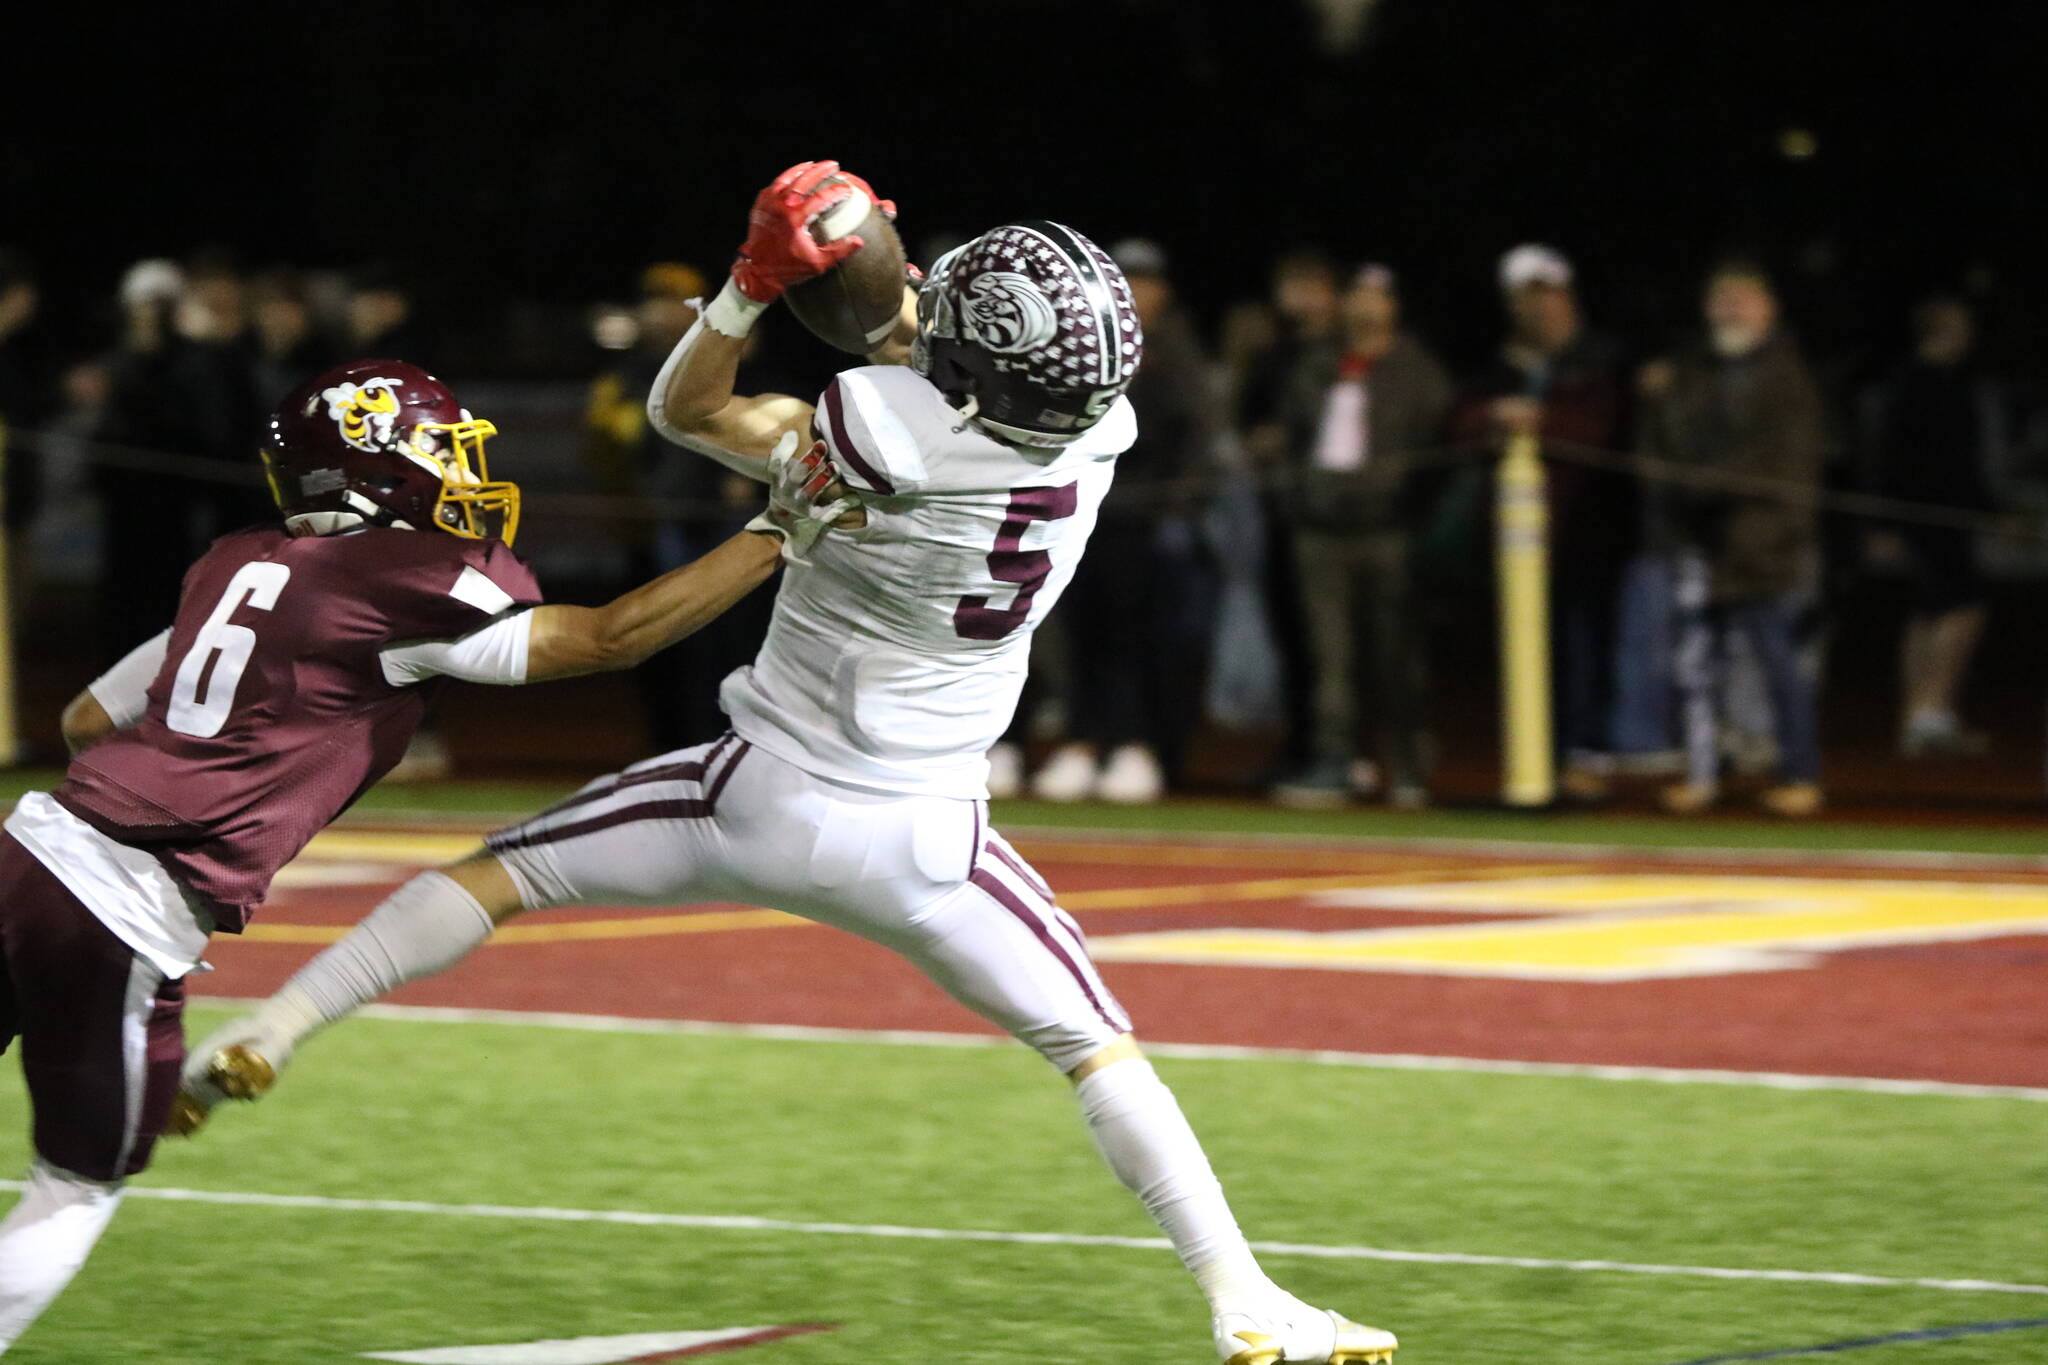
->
<box><xmin>1450</xmin><ymin>243</ymin><xmax>1634</xmax><ymax>800</ymax></box>
<box><xmin>1268</xmin><ymin>263</ymin><xmax>1451</xmax><ymax>808</ymax></box>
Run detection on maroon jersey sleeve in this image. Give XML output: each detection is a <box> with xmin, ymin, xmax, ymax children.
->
<box><xmin>371</xmin><ymin>537</ymin><xmax>544</xmax><ymax>643</ymax></box>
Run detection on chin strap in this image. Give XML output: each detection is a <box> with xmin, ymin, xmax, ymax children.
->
<box><xmin>948</xmin><ymin>393</ymin><xmax>981</xmax><ymax>434</ymax></box>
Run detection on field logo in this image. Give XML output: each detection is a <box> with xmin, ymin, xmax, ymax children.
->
<box><xmin>322</xmin><ymin>377</ymin><xmax>404</xmax><ymax>452</ymax></box>
<box><xmin>1088</xmin><ymin>874</ymin><xmax>2048</xmax><ymax>982</ymax></box>
<box><xmin>961</xmin><ymin>272</ymin><xmax>1058</xmax><ymax>354</ymax></box>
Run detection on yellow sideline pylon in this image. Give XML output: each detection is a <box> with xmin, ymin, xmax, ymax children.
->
<box><xmin>1495</xmin><ymin>429</ymin><xmax>1552</xmax><ymax>805</ymax></box>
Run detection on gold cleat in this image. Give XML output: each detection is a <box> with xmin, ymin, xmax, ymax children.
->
<box><xmin>1224</xmin><ymin>1331</ymin><xmax>1282</xmax><ymax>1365</ymax></box>
<box><xmin>1328</xmin><ymin>1314</ymin><xmax>1398</xmax><ymax>1365</ymax></box>
<box><xmin>1216</xmin><ymin>1307</ymin><xmax>1396</xmax><ymax>1365</ymax></box>
<box><xmin>165</xmin><ymin>1044</ymin><xmax>278</xmax><ymax>1138</ymax></box>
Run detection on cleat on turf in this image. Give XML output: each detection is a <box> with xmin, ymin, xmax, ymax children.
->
<box><xmin>1214</xmin><ymin>1299</ymin><xmax>1396</xmax><ymax>1365</ymax></box>
<box><xmin>167</xmin><ymin>1041</ymin><xmax>280</xmax><ymax>1137</ymax></box>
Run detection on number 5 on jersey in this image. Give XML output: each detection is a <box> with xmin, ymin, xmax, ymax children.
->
<box><xmin>166</xmin><ymin>562</ymin><xmax>292</xmax><ymax>737</ymax></box>
<box><xmin>953</xmin><ymin>483</ymin><xmax>1078</xmax><ymax>641</ymax></box>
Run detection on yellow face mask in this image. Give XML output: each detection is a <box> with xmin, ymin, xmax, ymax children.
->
<box><xmin>410</xmin><ymin>417</ymin><xmax>522</xmax><ymax>546</ymax></box>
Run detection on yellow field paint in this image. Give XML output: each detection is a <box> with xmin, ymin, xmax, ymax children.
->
<box><xmin>488</xmin><ymin>909</ymin><xmax>802</xmax><ymax>943</ymax></box>
<box><xmin>241</xmin><ymin>907</ymin><xmax>803</xmax><ymax>947</ymax></box>
<box><xmin>1088</xmin><ymin>874</ymin><xmax>2048</xmax><ymax>980</ymax></box>
<box><xmin>300</xmin><ymin>830</ymin><xmax>485</xmax><ymax>864</ymax></box>
<box><xmin>1059</xmin><ymin>864</ymin><xmax>1588</xmax><ymax>913</ymax></box>
<box><xmin>1008</xmin><ymin>840</ymin><xmax>1504</xmax><ymax>875</ymax></box>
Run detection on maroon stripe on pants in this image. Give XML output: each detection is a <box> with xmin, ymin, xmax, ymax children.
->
<box><xmin>821</xmin><ymin>380</ymin><xmax>896</xmax><ymax>495</ymax></box>
<box><xmin>985</xmin><ymin>838</ymin><xmax>1054</xmax><ymax>902</ymax></box>
<box><xmin>542</xmin><ymin>733</ymin><xmax>735</xmax><ymax>819</ymax></box>
<box><xmin>969</xmin><ymin>867</ymin><xmax>1118</xmax><ymax>1032</ymax></box>
<box><xmin>705</xmin><ymin>740</ymin><xmax>751</xmax><ymax>805</ymax></box>
<box><xmin>489</xmin><ymin>797</ymin><xmax>714</xmax><ymax>853</ymax></box>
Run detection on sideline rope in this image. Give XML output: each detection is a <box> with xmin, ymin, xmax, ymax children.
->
<box><xmin>4</xmin><ymin>425</ymin><xmax>2043</xmax><ymax>538</ymax></box>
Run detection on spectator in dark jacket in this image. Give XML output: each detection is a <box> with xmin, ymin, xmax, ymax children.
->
<box><xmin>1230</xmin><ymin>249</ymin><xmax>1341</xmax><ymax>776</ymax></box>
<box><xmin>95</xmin><ymin>258</ymin><xmax>263</xmax><ymax>661</ymax></box>
<box><xmin>1031</xmin><ymin>239</ymin><xmax>1218</xmax><ymax>804</ymax></box>
<box><xmin>1857</xmin><ymin>293</ymin><xmax>2005</xmax><ymax>755</ymax></box>
<box><xmin>1270</xmin><ymin>264</ymin><xmax>1452</xmax><ymax>807</ymax></box>
<box><xmin>582</xmin><ymin>262</ymin><xmax>771</xmax><ymax>752</ymax></box>
<box><xmin>1451</xmin><ymin>245</ymin><xmax>1632</xmax><ymax>799</ymax></box>
<box><xmin>1639</xmin><ymin>261</ymin><xmax>1827</xmax><ymax>816</ymax></box>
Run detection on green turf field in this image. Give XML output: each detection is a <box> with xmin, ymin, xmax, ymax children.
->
<box><xmin>5</xmin><ymin>1007</ymin><xmax>2043</xmax><ymax>1364</ymax></box>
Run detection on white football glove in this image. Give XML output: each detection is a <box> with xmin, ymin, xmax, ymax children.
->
<box><xmin>747</xmin><ymin>429</ymin><xmax>862</xmax><ymax>563</ymax></box>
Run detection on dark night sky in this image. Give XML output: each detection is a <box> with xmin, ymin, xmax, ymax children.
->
<box><xmin>6</xmin><ymin>0</ymin><xmax>2042</xmax><ymax>366</ymax></box>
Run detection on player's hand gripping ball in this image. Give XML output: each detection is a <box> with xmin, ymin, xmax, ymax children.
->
<box><xmin>776</xmin><ymin>163</ymin><xmax>911</xmax><ymax>355</ymax></box>
<box><xmin>730</xmin><ymin>160</ymin><xmax>868</xmax><ymax>303</ymax></box>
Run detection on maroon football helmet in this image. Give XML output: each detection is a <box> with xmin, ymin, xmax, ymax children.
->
<box><xmin>911</xmin><ymin>221</ymin><xmax>1143</xmax><ymax>447</ymax></box>
<box><xmin>260</xmin><ymin>359</ymin><xmax>521</xmax><ymax>543</ymax></box>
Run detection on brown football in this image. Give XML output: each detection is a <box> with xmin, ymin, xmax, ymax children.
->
<box><xmin>785</xmin><ymin>178</ymin><xmax>909</xmax><ymax>355</ymax></box>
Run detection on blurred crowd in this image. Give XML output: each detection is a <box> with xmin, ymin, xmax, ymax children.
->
<box><xmin>0</xmin><ymin>239</ymin><xmax>2039</xmax><ymax>814</ymax></box>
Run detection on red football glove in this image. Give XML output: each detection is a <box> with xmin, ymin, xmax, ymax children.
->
<box><xmin>731</xmin><ymin>159</ymin><xmax>867</xmax><ymax>304</ymax></box>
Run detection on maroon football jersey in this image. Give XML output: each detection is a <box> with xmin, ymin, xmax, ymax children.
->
<box><xmin>54</xmin><ymin>525</ymin><xmax>541</xmax><ymax>930</ymax></box>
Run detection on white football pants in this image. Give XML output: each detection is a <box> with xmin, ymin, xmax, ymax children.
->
<box><xmin>488</xmin><ymin>734</ymin><xmax>1131</xmax><ymax>1072</ymax></box>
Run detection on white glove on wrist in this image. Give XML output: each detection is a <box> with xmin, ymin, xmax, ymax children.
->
<box><xmin>703</xmin><ymin>278</ymin><xmax>769</xmax><ymax>339</ymax></box>
<box><xmin>747</xmin><ymin>431</ymin><xmax>861</xmax><ymax>564</ymax></box>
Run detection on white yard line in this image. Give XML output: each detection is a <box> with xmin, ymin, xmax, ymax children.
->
<box><xmin>189</xmin><ymin>998</ymin><xmax>2048</xmax><ymax>1102</ymax></box>
<box><xmin>5</xmin><ymin>1179</ymin><xmax>2039</xmax><ymax>1299</ymax></box>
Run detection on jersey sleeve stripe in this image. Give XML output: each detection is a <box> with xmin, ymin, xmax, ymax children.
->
<box><xmin>450</xmin><ymin>565</ymin><xmax>516</xmax><ymax>615</ymax></box>
<box><xmin>821</xmin><ymin>380</ymin><xmax>897</xmax><ymax>495</ymax></box>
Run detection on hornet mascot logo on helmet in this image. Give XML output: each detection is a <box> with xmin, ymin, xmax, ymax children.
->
<box><xmin>318</xmin><ymin>378</ymin><xmax>404</xmax><ymax>453</ymax></box>
<box><xmin>959</xmin><ymin>273</ymin><xmax>1058</xmax><ymax>355</ymax></box>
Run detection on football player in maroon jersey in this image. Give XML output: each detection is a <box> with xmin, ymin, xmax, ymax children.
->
<box><xmin>0</xmin><ymin>359</ymin><xmax>853</xmax><ymax>1352</ymax></box>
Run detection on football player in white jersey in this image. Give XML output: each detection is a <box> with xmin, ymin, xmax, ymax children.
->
<box><xmin>176</xmin><ymin>161</ymin><xmax>1398</xmax><ymax>1365</ymax></box>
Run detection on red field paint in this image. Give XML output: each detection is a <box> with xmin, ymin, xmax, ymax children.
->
<box><xmin>207</xmin><ymin>833</ymin><xmax>2048</xmax><ymax>1089</ymax></box>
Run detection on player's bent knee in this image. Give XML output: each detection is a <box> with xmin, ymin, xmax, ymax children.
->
<box><xmin>1009</xmin><ymin>1023</ymin><xmax>1138</xmax><ymax>1078</ymax></box>
<box><xmin>1066</xmin><ymin>1033</ymin><xmax>1143</xmax><ymax>1084</ymax></box>
<box><xmin>442</xmin><ymin>853</ymin><xmax>531</xmax><ymax>925</ymax></box>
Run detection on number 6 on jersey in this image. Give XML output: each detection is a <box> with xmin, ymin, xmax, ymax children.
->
<box><xmin>166</xmin><ymin>562</ymin><xmax>292</xmax><ymax>737</ymax></box>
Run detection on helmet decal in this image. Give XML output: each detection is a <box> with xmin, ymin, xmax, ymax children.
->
<box><xmin>266</xmin><ymin>359</ymin><xmax>522</xmax><ymax>544</ymax></box>
<box><xmin>911</xmin><ymin>220</ymin><xmax>1142</xmax><ymax>447</ymax></box>
<box><xmin>960</xmin><ymin>272</ymin><xmax>1059</xmax><ymax>354</ymax></box>
<box><xmin>320</xmin><ymin>378</ymin><xmax>405</xmax><ymax>453</ymax></box>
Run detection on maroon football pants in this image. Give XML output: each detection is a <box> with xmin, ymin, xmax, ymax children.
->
<box><xmin>0</xmin><ymin>833</ymin><xmax>186</xmax><ymax>1182</ymax></box>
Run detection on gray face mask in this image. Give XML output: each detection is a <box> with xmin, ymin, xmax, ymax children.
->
<box><xmin>911</xmin><ymin>245</ymin><xmax>967</xmax><ymax>379</ymax></box>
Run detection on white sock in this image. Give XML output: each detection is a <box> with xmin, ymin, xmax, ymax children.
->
<box><xmin>0</xmin><ymin>1161</ymin><xmax>125</xmax><ymax>1351</ymax></box>
<box><xmin>1075</xmin><ymin>1058</ymin><xmax>1278</xmax><ymax>1312</ymax></box>
<box><xmin>243</xmin><ymin>871</ymin><xmax>495</xmax><ymax>1059</ymax></box>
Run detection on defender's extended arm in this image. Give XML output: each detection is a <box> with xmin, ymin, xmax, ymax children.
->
<box><xmin>382</xmin><ymin>439</ymin><xmax>859</xmax><ymax>687</ymax></box>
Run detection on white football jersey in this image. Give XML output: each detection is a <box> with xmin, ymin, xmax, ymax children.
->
<box><xmin>721</xmin><ymin>365</ymin><xmax>1136</xmax><ymax>798</ymax></box>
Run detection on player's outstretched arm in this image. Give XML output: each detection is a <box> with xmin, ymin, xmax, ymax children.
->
<box><xmin>647</xmin><ymin>160</ymin><xmax>867</xmax><ymax>480</ymax></box>
<box><xmin>523</xmin><ymin>527</ymin><xmax>782</xmax><ymax>681</ymax></box>
<box><xmin>385</xmin><ymin>439</ymin><xmax>861</xmax><ymax>688</ymax></box>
